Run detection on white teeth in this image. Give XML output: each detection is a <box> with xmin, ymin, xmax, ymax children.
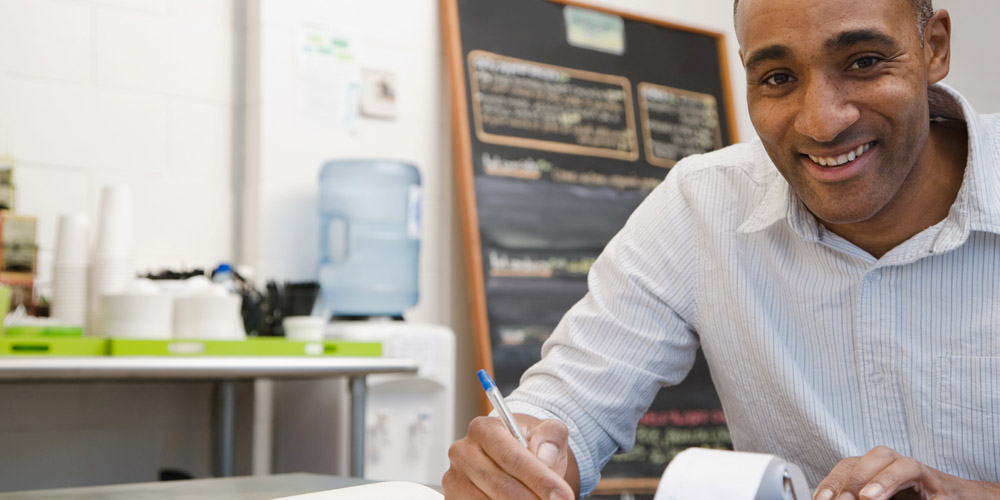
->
<box><xmin>807</xmin><ymin>142</ymin><xmax>873</xmax><ymax>167</ymax></box>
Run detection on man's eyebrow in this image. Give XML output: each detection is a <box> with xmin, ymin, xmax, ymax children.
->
<box><xmin>744</xmin><ymin>44</ymin><xmax>792</xmax><ymax>72</ymax></box>
<box><xmin>824</xmin><ymin>29</ymin><xmax>899</xmax><ymax>53</ymax></box>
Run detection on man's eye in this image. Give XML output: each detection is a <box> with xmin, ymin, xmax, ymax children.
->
<box><xmin>763</xmin><ymin>73</ymin><xmax>793</xmax><ymax>86</ymax></box>
<box><xmin>849</xmin><ymin>56</ymin><xmax>881</xmax><ymax>70</ymax></box>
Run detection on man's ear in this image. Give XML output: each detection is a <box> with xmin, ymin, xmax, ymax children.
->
<box><xmin>924</xmin><ymin>9</ymin><xmax>951</xmax><ymax>85</ymax></box>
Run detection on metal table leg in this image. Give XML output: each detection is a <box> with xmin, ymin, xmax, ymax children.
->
<box><xmin>214</xmin><ymin>380</ymin><xmax>236</xmax><ymax>477</ymax></box>
<box><xmin>348</xmin><ymin>375</ymin><xmax>367</xmax><ymax>477</ymax></box>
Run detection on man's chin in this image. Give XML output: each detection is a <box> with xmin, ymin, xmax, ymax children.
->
<box><xmin>804</xmin><ymin>201</ymin><xmax>881</xmax><ymax>227</ymax></box>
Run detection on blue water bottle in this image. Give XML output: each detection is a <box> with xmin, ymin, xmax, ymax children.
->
<box><xmin>318</xmin><ymin>160</ymin><xmax>421</xmax><ymax>317</ymax></box>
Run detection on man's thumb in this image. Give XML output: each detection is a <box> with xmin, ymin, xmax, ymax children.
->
<box><xmin>528</xmin><ymin>419</ymin><xmax>569</xmax><ymax>474</ymax></box>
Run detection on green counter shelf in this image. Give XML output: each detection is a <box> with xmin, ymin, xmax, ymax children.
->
<box><xmin>109</xmin><ymin>337</ymin><xmax>382</xmax><ymax>357</ymax></box>
<box><xmin>0</xmin><ymin>338</ymin><xmax>109</xmax><ymax>356</ymax></box>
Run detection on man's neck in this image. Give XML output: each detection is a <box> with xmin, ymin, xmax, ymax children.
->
<box><xmin>824</xmin><ymin>121</ymin><xmax>969</xmax><ymax>259</ymax></box>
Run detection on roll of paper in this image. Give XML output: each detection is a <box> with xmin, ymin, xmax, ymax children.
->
<box><xmin>654</xmin><ymin>448</ymin><xmax>810</xmax><ymax>500</ymax></box>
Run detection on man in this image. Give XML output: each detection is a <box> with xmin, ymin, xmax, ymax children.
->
<box><xmin>444</xmin><ymin>0</ymin><xmax>1000</xmax><ymax>498</ymax></box>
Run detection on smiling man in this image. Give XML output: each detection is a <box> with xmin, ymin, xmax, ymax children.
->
<box><xmin>444</xmin><ymin>0</ymin><xmax>1000</xmax><ymax>499</ymax></box>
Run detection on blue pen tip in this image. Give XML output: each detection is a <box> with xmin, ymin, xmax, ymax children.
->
<box><xmin>477</xmin><ymin>369</ymin><xmax>495</xmax><ymax>391</ymax></box>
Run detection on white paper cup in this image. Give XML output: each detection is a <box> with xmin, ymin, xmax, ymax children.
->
<box><xmin>51</xmin><ymin>265</ymin><xmax>88</xmax><ymax>324</ymax></box>
<box><xmin>95</xmin><ymin>209</ymin><xmax>133</xmax><ymax>259</ymax></box>
<box><xmin>283</xmin><ymin>316</ymin><xmax>326</xmax><ymax>342</ymax></box>
<box><xmin>100</xmin><ymin>184</ymin><xmax>131</xmax><ymax>213</ymax></box>
<box><xmin>54</xmin><ymin>214</ymin><xmax>89</xmax><ymax>267</ymax></box>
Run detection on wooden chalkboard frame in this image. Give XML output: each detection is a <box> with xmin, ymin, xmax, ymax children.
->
<box><xmin>442</xmin><ymin>0</ymin><xmax>739</xmax><ymax>414</ymax></box>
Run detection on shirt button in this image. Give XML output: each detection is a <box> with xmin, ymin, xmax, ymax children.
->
<box><xmin>868</xmin><ymin>270</ymin><xmax>882</xmax><ymax>282</ymax></box>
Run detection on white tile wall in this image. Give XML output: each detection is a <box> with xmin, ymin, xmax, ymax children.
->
<box><xmin>10</xmin><ymin>79</ymin><xmax>110</xmax><ymax>169</ymax></box>
<box><xmin>95</xmin><ymin>0</ymin><xmax>168</xmax><ymax>15</ymax></box>
<box><xmin>0</xmin><ymin>0</ymin><xmax>91</xmax><ymax>84</ymax></box>
<box><xmin>95</xmin><ymin>7</ymin><xmax>233</xmax><ymax>101</ymax></box>
<box><xmin>0</xmin><ymin>0</ymin><xmax>237</xmax><ymax>491</ymax></box>
<box><xmin>167</xmin><ymin>98</ymin><xmax>233</xmax><ymax>186</ymax></box>
<box><xmin>167</xmin><ymin>0</ymin><xmax>234</xmax><ymax>27</ymax></box>
<box><xmin>0</xmin><ymin>75</ymin><xmax>10</xmax><ymax>153</ymax></box>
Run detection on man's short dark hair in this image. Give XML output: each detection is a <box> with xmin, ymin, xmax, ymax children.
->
<box><xmin>734</xmin><ymin>0</ymin><xmax>934</xmax><ymax>39</ymax></box>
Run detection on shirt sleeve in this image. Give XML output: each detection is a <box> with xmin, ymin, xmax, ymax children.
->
<box><xmin>505</xmin><ymin>162</ymin><xmax>705</xmax><ymax>497</ymax></box>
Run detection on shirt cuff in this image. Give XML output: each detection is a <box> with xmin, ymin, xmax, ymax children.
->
<box><xmin>503</xmin><ymin>400</ymin><xmax>600</xmax><ymax>498</ymax></box>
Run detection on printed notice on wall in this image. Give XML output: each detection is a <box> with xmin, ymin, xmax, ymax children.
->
<box><xmin>468</xmin><ymin>51</ymin><xmax>638</xmax><ymax>161</ymax></box>
<box><xmin>638</xmin><ymin>82</ymin><xmax>723</xmax><ymax>168</ymax></box>
<box><xmin>296</xmin><ymin>25</ymin><xmax>360</xmax><ymax>129</ymax></box>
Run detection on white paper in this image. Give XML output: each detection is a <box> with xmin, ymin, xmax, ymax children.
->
<box><xmin>654</xmin><ymin>448</ymin><xmax>775</xmax><ymax>500</ymax></box>
<box><xmin>272</xmin><ymin>481</ymin><xmax>443</xmax><ymax>500</ymax></box>
<box><xmin>295</xmin><ymin>25</ymin><xmax>360</xmax><ymax>129</ymax></box>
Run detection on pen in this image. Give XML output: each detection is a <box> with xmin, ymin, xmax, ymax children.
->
<box><xmin>477</xmin><ymin>369</ymin><xmax>529</xmax><ymax>447</ymax></box>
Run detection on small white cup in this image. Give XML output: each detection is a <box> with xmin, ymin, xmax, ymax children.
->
<box><xmin>54</xmin><ymin>214</ymin><xmax>89</xmax><ymax>267</ymax></box>
<box><xmin>283</xmin><ymin>316</ymin><xmax>326</xmax><ymax>342</ymax></box>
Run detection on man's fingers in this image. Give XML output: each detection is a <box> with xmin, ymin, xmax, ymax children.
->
<box><xmin>448</xmin><ymin>420</ymin><xmax>541</xmax><ymax>499</ymax></box>
<box><xmin>441</xmin><ymin>466</ymin><xmax>492</xmax><ymax>500</ymax></box>
<box><xmin>858</xmin><ymin>456</ymin><xmax>931</xmax><ymax>500</ymax></box>
<box><xmin>444</xmin><ymin>416</ymin><xmax>575</xmax><ymax>500</ymax></box>
<box><xmin>527</xmin><ymin>419</ymin><xmax>570</xmax><ymax>475</ymax></box>
<box><xmin>815</xmin><ymin>447</ymin><xmax>932</xmax><ymax>500</ymax></box>
<box><xmin>469</xmin><ymin>416</ymin><xmax>575</xmax><ymax>500</ymax></box>
<box><xmin>814</xmin><ymin>456</ymin><xmax>859</xmax><ymax>500</ymax></box>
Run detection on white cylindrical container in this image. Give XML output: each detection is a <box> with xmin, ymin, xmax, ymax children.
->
<box><xmin>99</xmin><ymin>293</ymin><xmax>173</xmax><ymax>339</ymax></box>
<box><xmin>173</xmin><ymin>290</ymin><xmax>245</xmax><ymax>340</ymax></box>
<box><xmin>282</xmin><ymin>316</ymin><xmax>326</xmax><ymax>342</ymax></box>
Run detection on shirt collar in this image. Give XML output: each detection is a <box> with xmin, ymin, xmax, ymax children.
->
<box><xmin>735</xmin><ymin>142</ymin><xmax>817</xmax><ymax>240</ymax></box>
<box><xmin>737</xmin><ymin>84</ymin><xmax>1000</xmax><ymax>250</ymax></box>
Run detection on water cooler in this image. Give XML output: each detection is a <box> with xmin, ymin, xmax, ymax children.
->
<box><xmin>327</xmin><ymin>320</ymin><xmax>455</xmax><ymax>483</ymax></box>
<box><xmin>313</xmin><ymin>159</ymin><xmax>455</xmax><ymax>484</ymax></box>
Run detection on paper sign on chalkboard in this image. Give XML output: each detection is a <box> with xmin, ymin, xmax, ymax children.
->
<box><xmin>564</xmin><ymin>6</ymin><xmax>626</xmax><ymax>55</ymax></box>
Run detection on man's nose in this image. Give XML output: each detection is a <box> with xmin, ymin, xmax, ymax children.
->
<box><xmin>793</xmin><ymin>76</ymin><xmax>860</xmax><ymax>143</ymax></box>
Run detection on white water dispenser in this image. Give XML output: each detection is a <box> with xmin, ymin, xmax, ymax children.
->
<box><xmin>327</xmin><ymin>320</ymin><xmax>455</xmax><ymax>484</ymax></box>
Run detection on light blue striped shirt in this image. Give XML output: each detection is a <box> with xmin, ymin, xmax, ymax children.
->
<box><xmin>506</xmin><ymin>84</ymin><xmax>1000</xmax><ymax>496</ymax></box>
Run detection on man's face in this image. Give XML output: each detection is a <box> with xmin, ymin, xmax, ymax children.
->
<box><xmin>738</xmin><ymin>0</ymin><xmax>935</xmax><ymax>226</ymax></box>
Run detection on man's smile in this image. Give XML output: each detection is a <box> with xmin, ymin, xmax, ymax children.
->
<box><xmin>804</xmin><ymin>141</ymin><xmax>876</xmax><ymax>167</ymax></box>
<box><xmin>798</xmin><ymin>141</ymin><xmax>878</xmax><ymax>183</ymax></box>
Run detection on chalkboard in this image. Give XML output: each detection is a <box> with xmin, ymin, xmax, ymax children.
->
<box><xmin>442</xmin><ymin>0</ymin><xmax>737</xmax><ymax>493</ymax></box>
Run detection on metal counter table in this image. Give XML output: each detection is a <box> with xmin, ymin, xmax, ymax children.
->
<box><xmin>0</xmin><ymin>357</ymin><xmax>419</xmax><ymax>478</ymax></box>
<box><xmin>0</xmin><ymin>473</ymin><xmax>380</xmax><ymax>499</ymax></box>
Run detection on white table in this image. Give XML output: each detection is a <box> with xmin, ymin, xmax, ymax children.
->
<box><xmin>0</xmin><ymin>473</ymin><xmax>418</xmax><ymax>499</ymax></box>
<box><xmin>0</xmin><ymin>357</ymin><xmax>419</xmax><ymax>478</ymax></box>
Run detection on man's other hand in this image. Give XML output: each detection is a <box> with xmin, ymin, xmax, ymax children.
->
<box><xmin>813</xmin><ymin>446</ymin><xmax>1000</xmax><ymax>500</ymax></box>
<box><xmin>443</xmin><ymin>414</ymin><xmax>579</xmax><ymax>499</ymax></box>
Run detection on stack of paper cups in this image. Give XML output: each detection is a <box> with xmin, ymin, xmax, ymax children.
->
<box><xmin>51</xmin><ymin>214</ymin><xmax>89</xmax><ymax>325</ymax></box>
<box><xmin>87</xmin><ymin>185</ymin><xmax>135</xmax><ymax>336</ymax></box>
